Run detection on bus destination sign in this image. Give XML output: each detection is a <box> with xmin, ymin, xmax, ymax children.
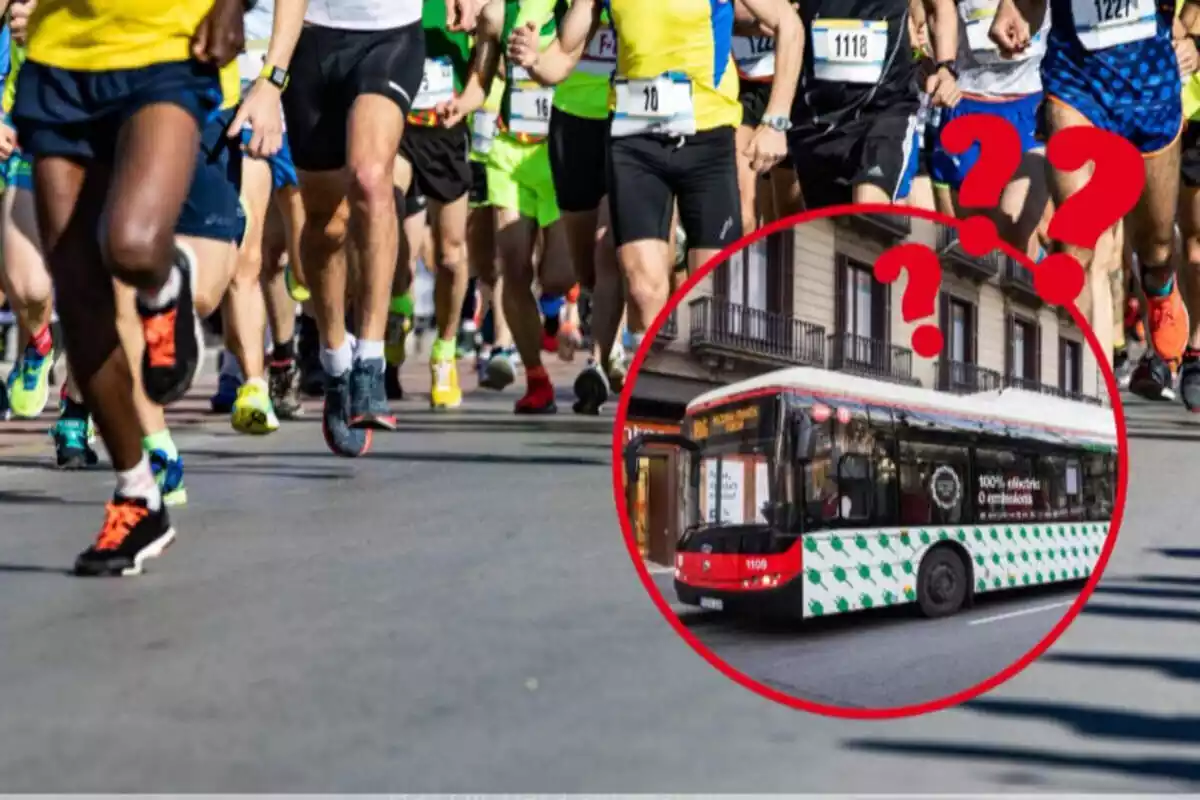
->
<box><xmin>690</xmin><ymin>403</ymin><xmax>761</xmax><ymax>441</ymax></box>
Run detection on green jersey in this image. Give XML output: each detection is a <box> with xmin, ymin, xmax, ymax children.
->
<box><xmin>499</xmin><ymin>0</ymin><xmax>557</xmax><ymax>143</ymax></box>
<box><xmin>409</xmin><ymin>0</ymin><xmax>473</xmax><ymax>126</ymax></box>
<box><xmin>551</xmin><ymin>2</ymin><xmax>614</xmax><ymax>121</ymax></box>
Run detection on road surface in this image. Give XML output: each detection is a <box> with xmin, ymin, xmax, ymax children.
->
<box><xmin>0</xmin><ymin>371</ymin><xmax>1196</xmax><ymax>792</ymax></box>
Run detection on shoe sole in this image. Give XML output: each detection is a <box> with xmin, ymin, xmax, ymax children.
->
<box><xmin>163</xmin><ymin>488</ymin><xmax>188</xmax><ymax>507</ymax></box>
<box><xmin>431</xmin><ymin>396</ymin><xmax>463</xmax><ymax>412</ymax></box>
<box><xmin>74</xmin><ymin>527</ymin><xmax>176</xmax><ymax>578</ymax></box>
<box><xmin>349</xmin><ymin>413</ymin><xmax>397</xmax><ymax>431</ymax></box>
<box><xmin>232</xmin><ymin>407</ymin><xmax>280</xmax><ymax>435</ymax></box>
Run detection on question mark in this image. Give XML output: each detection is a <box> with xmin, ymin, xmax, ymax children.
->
<box><xmin>1038</xmin><ymin>127</ymin><xmax>1145</xmax><ymax>306</ymax></box>
<box><xmin>874</xmin><ymin>242</ymin><xmax>944</xmax><ymax>358</ymax></box>
<box><xmin>939</xmin><ymin>114</ymin><xmax>1023</xmax><ymax>256</ymax></box>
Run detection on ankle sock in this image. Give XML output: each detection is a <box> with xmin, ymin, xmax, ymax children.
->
<box><xmin>116</xmin><ymin>454</ymin><xmax>162</xmax><ymax>512</ymax></box>
<box><xmin>139</xmin><ymin>265</ymin><xmax>182</xmax><ymax>311</ymax></box>
<box><xmin>142</xmin><ymin>429</ymin><xmax>178</xmax><ymax>460</ymax></box>
<box><xmin>30</xmin><ymin>324</ymin><xmax>52</xmax><ymax>356</ymax></box>
<box><xmin>321</xmin><ymin>338</ymin><xmax>354</xmax><ymax>377</ymax></box>
<box><xmin>354</xmin><ymin>338</ymin><xmax>384</xmax><ymax>364</ymax></box>
<box><xmin>431</xmin><ymin>337</ymin><xmax>456</xmax><ymax>362</ymax></box>
<box><xmin>273</xmin><ymin>339</ymin><xmax>296</xmax><ymax>363</ymax></box>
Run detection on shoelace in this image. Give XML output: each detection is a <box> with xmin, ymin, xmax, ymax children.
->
<box><xmin>143</xmin><ymin>310</ymin><xmax>178</xmax><ymax>368</ymax></box>
<box><xmin>95</xmin><ymin>501</ymin><xmax>148</xmax><ymax>551</ymax></box>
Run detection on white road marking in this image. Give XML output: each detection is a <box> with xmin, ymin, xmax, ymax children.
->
<box><xmin>967</xmin><ymin>599</ymin><xmax>1075</xmax><ymax>626</ymax></box>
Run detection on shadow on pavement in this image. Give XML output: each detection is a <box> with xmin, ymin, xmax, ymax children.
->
<box><xmin>0</xmin><ymin>562</ymin><xmax>73</xmax><ymax>576</ymax></box>
<box><xmin>846</xmin><ymin>567</ymin><xmax>1200</xmax><ymax>787</ymax></box>
<box><xmin>179</xmin><ymin>448</ymin><xmax>608</xmax><ymax>468</ymax></box>
<box><xmin>1093</xmin><ymin>585</ymin><xmax>1200</xmax><ymax>602</ymax></box>
<box><xmin>0</xmin><ymin>490</ymin><xmax>97</xmax><ymax>507</ymax></box>
<box><xmin>1150</xmin><ymin>548</ymin><xmax>1200</xmax><ymax>560</ymax></box>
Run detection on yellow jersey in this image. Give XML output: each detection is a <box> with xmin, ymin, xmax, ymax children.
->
<box><xmin>606</xmin><ymin>0</ymin><xmax>742</xmax><ymax>131</ymax></box>
<box><xmin>1181</xmin><ymin>0</ymin><xmax>1200</xmax><ymax>119</ymax></box>
<box><xmin>3</xmin><ymin>44</ymin><xmax>26</xmax><ymax>116</ymax></box>
<box><xmin>218</xmin><ymin>61</ymin><xmax>240</xmax><ymax>110</ymax></box>
<box><xmin>28</xmin><ymin>0</ymin><xmax>216</xmax><ymax>72</ymax></box>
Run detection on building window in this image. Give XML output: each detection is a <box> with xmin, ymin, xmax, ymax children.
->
<box><xmin>1060</xmin><ymin>338</ymin><xmax>1083</xmax><ymax>394</ymax></box>
<box><xmin>837</xmin><ymin>257</ymin><xmax>889</xmax><ymax>342</ymax></box>
<box><xmin>1006</xmin><ymin>314</ymin><xmax>1040</xmax><ymax>382</ymax></box>
<box><xmin>713</xmin><ymin>232</ymin><xmax>793</xmax><ymax>336</ymax></box>
<box><xmin>943</xmin><ymin>296</ymin><xmax>975</xmax><ymax>365</ymax></box>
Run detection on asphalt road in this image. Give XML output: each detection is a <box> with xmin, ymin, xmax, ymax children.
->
<box><xmin>659</xmin><ymin>570</ymin><xmax>1086</xmax><ymax>709</ymax></box>
<box><xmin>0</xmin><ymin>381</ymin><xmax>1198</xmax><ymax>791</ymax></box>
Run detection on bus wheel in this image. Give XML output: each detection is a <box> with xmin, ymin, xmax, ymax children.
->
<box><xmin>916</xmin><ymin>547</ymin><xmax>968</xmax><ymax>618</ymax></box>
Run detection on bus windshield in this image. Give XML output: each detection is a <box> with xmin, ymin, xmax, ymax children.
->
<box><xmin>682</xmin><ymin>397</ymin><xmax>786</xmax><ymax>533</ymax></box>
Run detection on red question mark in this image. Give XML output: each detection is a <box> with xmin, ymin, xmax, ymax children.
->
<box><xmin>1037</xmin><ymin>127</ymin><xmax>1145</xmax><ymax>306</ymax></box>
<box><xmin>874</xmin><ymin>242</ymin><xmax>944</xmax><ymax>358</ymax></box>
<box><xmin>939</xmin><ymin>114</ymin><xmax>1024</xmax><ymax>257</ymax></box>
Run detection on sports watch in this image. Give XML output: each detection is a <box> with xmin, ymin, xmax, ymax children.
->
<box><xmin>761</xmin><ymin>114</ymin><xmax>793</xmax><ymax>133</ymax></box>
<box><xmin>259</xmin><ymin>63</ymin><xmax>290</xmax><ymax>91</ymax></box>
<box><xmin>935</xmin><ymin>60</ymin><xmax>959</xmax><ymax>80</ymax></box>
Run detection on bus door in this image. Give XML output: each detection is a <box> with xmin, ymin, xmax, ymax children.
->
<box><xmin>622</xmin><ymin>434</ymin><xmax>701</xmax><ymax>530</ymax></box>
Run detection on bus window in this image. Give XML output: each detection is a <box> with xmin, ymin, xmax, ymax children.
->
<box><xmin>1083</xmin><ymin>452</ymin><xmax>1114</xmax><ymax>519</ymax></box>
<box><xmin>838</xmin><ymin>452</ymin><xmax>872</xmax><ymax>522</ymax></box>
<box><xmin>898</xmin><ymin>441</ymin><xmax>969</xmax><ymax>526</ymax></box>
<box><xmin>975</xmin><ymin>448</ymin><xmax>1038</xmax><ymax>523</ymax></box>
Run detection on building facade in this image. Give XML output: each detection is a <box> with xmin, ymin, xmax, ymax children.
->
<box><xmin>625</xmin><ymin>213</ymin><xmax>1107</xmax><ymax>566</ymax></box>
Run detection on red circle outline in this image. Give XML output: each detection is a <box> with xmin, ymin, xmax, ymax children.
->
<box><xmin>609</xmin><ymin>202</ymin><xmax>1129</xmax><ymax>720</ymax></box>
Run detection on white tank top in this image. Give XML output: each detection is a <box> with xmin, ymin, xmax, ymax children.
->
<box><xmin>304</xmin><ymin>0</ymin><xmax>423</xmax><ymax>30</ymax></box>
<box><xmin>954</xmin><ymin>0</ymin><xmax>1047</xmax><ymax>97</ymax></box>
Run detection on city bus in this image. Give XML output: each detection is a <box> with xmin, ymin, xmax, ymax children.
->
<box><xmin>622</xmin><ymin>366</ymin><xmax>1118</xmax><ymax>619</ymax></box>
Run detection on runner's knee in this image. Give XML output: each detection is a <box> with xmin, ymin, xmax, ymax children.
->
<box><xmin>102</xmin><ymin>218</ymin><xmax>175</xmax><ymax>290</ymax></box>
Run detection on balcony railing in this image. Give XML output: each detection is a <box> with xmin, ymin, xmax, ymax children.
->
<box><xmin>827</xmin><ymin>332</ymin><xmax>919</xmax><ymax>385</ymax></box>
<box><xmin>656</xmin><ymin>309</ymin><xmax>678</xmax><ymax>341</ymax></box>
<box><xmin>936</xmin><ymin>360</ymin><xmax>1003</xmax><ymax>394</ymax></box>
<box><xmin>1003</xmin><ymin>375</ymin><xmax>1101</xmax><ymax>404</ymax></box>
<box><xmin>688</xmin><ymin>296</ymin><xmax>825</xmax><ymax>367</ymax></box>
<box><xmin>936</xmin><ymin>226</ymin><xmax>1001</xmax><ymax>281</ymax></box>
<box><xmin>838</xmin><ymin>212</ymin><xmax>912</xmax><ymax>243</ymax></box>
<box><xmin>1001</xmin><ymin>257</ymin><xmax>1041</xmax><ymax>304</ymax></box>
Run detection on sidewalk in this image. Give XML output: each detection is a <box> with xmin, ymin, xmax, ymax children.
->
<box><xmin>0</xmin><ymin>346</ymin><xmax>590</xmax><ymax>456</ymax></box>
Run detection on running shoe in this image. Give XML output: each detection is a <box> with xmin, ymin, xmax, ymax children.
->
<box><xmin>1180</xmin><ymin>356</ymin><xmax>1200</xmax><ymax>412</ymax></box>
<box><xmin>1129</xmin><ymin>351</ymin><xmax>1176</xmax><ymax>402</ymax></box>
<box><xmin>210</xmin><ymin>372</ymin><xmax>242</xmax><ymax>414</ymax></box>
<box><xmin>6</xmin><ymin>342</ymin><xmax>52</xmax><ymax>419</ymax></box>
<box><xmin>73</xmin><ymin>496</ymin><xmax>176</xmax><ymax>577</ymax></box>
<box><xmin>284</xmin><ymin>261</ymin><xmax>311</xmax><ymax>303</ymax></box>
<box><xmin>515</xmin><ymin>375</ymin><xmax>557</xmax><ymax>415</ymax></box>
<box><xmin>0</xmin><ymin>379</ymin><xmax>9</xmax><ymax>421</ymax></box>
<box><xmin>231</xmin><ymin>379</ymin><xmax>280</xmax><ymax>435</ymax></box>
<box><xmin>481</xmin><ymin>348</ymin><xmax>517</xmax><ymax>391</ymax></box>
<box><xmin>430</xmin><ymin>357</ymin><xmax>463</xmax><ymax>411</ymax></box>
<box><xmin>322</xmin><ymin>371</ymin><xmax>372</xmax><ymax>457</ymax></box>
<box><xmin>607</xmin><ymin>347</ymin><xmax>630</xmax><ymax>394</ymax></box>
<box><xmin>137</xmin><ymin>246</ymin><xmax>203</xmax><ymax>405</ymax></box>
<box><xmin>385</xmin><ymin>311</ymin><xmax>412</xmax><ymax>368</ymax></box>
<box><xmin>51</xmin><ymin>414</ymin><xmax>99</xmax><ymax>470</ymax></box>
<box><xmin>1145</xmin><ymin>282</ymin><xmax>1189</xmax><ymax>367</ymax></box>
<box><xmin>573</xmin><ymin>360</ymin><xmax>610</xmax><ymax>415</ymax></box>
<box><xmin>456</xmin><ymin>322</ymin><xmax>480</xmax><ymax>361</ymax></box>
<box><xmin>149</xmin><ymin>448</ymin><xmax>188</xmax><ymax>507</ymax></box>
<box><xmin>348</xmin><ymin>358</ymin><xmax>396</xmax><ymax>430</ymax></box>
<box><xmin>269</xmin><ymin>358</ymin><xmax>305</xmax><ymax>419</ymax></box>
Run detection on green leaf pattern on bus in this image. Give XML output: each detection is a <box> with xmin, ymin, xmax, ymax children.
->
<box><xmin>799</xmin><ymin>522</ymin><xmax>1110</xmax><ymax>619</ymax></box>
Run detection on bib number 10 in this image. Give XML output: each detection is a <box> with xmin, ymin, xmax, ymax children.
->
<box><xmin>643</xmin><ymin>84</ymin><xmax>660</xmax><ymax>113</ymax></box>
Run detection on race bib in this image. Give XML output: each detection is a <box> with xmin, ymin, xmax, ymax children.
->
<box><xmin>1071</xmin><ymin>0</ymin><xmax>1155</xmax><ymax>50</ymax></box>
<box><xmin>472</xmin><ymin>111</ymin><xmax>498</xmax><ymax>154</ymax></box>
<box><xmin>963</xmin><ymin>5</ymin><xmax>1043</xmax><ymax>61</ymax></box>
<box><xmin>413</xmin><ymin>57</ymin><xmax>455</xmax><ymax>111</ymax></box>
<box><xmin>731</xmin><ymin>36</ymin><xmax>776</xmax><ymax>80</ymax></box>
<box><xmin>578</xmin><ymin>26</ymin><xmax>618</xmax><ymax>76</ymax></box>
<box><xmin>508</xmin><ymin>65</ymin><xmax>553</xmax><ymax>137</ymax></box>
<box><xmin>811</xmin><ymin>19</ymin><xmax>888</xmax><ymax>84</ymax></box>
<box><xmin>611</xmin><ymin>73</ymin><xmax>696</xmax><ymax>137</ymax></box>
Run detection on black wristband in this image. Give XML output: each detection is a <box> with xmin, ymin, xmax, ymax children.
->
<box><xmin>936</xmin><ymin>60</ymin><xmax>959</xmax><ymax>79</ymax></box>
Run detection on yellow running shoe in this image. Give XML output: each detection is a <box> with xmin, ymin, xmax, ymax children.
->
<box><xmin>430</xmin><ymin>358</ymin><xmax>462</xmax><ymax>410</ymax></box>
<box><xmin>6</xmin><ymin>345</ymin><xmax>53</xmax><ymax>419</ymax></box>
<box><xmin>231</xmin><ymin>379</ymin><xmax>280</xmax><ymax>435</ymax></box>
<box><xmin>385</xmin><ymin>312</ymin><xmax>412</xmax><ymax>366</ymax></box>
<box><xmin>284</xmin><ymin>261</ymin><xmax>311</xmax><ymax>303</ymax></box>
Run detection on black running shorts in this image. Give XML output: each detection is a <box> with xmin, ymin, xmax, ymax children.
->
<box><xmin>1183</xmin><ymin>119</ymin><xmax>1200</xmax><ymax>189</ymax></box>
<box><xmin>548</xmin><ymin>107</ymin><xmax>609</xmax><ymax>212</ymax></box>
<box><xmin>789</xmin><ymin>106</ymin><xmax>920</xmax><ymax>209</ymax></box>
<box><xmin>399</xmin><ymin>122</ymin><xmax>472</xmax><ymax>204</ymax></box>
<box><xmin>403</xmin><ymin>180</ymin><xmax>427</xmax><ymax>218</ymax></box>
<box><xmin>739</xmin><ymin>81</ymin><xmax>771</xmax><ymax>129</ymax></box>
<box><xmin>468</xmin><ymin>160</ymin><xmax>488</xmax><ymax>207</ymax></box>
<box><xmin>608</xmin><ymin>126</ymin><xmax>742</xmax><ymax>250</ymax></box>
<box><xmin>283</xmin><ymin>22</ymin><xmax>425</xmax><ymax>172</ymax></box>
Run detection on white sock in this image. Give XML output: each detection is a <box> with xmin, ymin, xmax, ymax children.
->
<box><xmin>116</xmin><ymin>454</ymin><xmax>162</xmax><ymax>512</ymax></box>
<box><xmin>321</xmin><ymin>338</ymin><xmax>354</xmax><ymax>377</ymax></box>
<box><xmin>139</xmin><ymin>265</ymin><xmax>182</xmax><ymax>311</ymax></box>
<box><xmin>355</xmin><ymin>338</ymin><xmax>384</xmax><ymax>363</ymax></box>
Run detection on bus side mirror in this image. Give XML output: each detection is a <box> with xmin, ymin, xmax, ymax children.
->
<box><xmin>793</xmin><ymin>416</ymin><xmax>816</xmax><ymax>462</ymax></box>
